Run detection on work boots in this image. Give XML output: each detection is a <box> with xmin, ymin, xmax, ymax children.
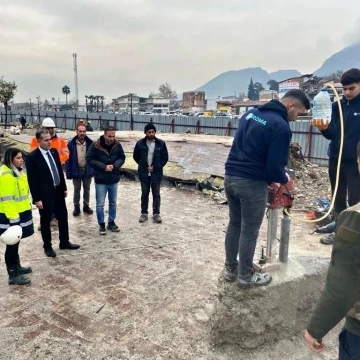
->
<box><xmin>7</xmin><ymin>265</ymin><xmax>31</xmax><ymax>286</ymax></box>
<box><xmin>17</xmin><ymin>256</ymin><xmax>32</xmax><ymax>275</ymax></box>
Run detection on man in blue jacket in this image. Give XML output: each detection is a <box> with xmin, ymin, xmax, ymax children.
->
<box><xmin>133</xmin><ymin>123</ymin><xmax>169</xmax><ymax>224</ymax></box>
<box><xmin>313</xmin><ymin>68</ymin><xmax>360</xmax><ymax>245</ymax></box>
<box><xmin>223</xmin><ymin>89</ymin><xmax>310</xmax><ymax>287</ymax></box>
<box><xmin>65</xmin><ymin>123</ymin><xmax>94</xmax><ymax>217</ymax></box>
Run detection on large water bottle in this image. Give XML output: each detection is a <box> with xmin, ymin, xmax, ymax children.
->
<box><xmin>312</xmin><ymin>89</ymin><xmax>332</xmax><ymax>122</ymax></box>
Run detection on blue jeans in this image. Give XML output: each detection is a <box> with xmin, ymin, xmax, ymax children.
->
<box><xmin>224</xmin><ymin>175</ymin><xmax>268</xmax><ymax>279</ymax></box>
<box><xmin>95</xmin><ymin>183</ymin><xmax>118</xmax><ymax>225</ymax></box>
<box><xmin>339</xmin><ymin>328</ymin><xmax>360</xmax><ymax>360</ymax></box>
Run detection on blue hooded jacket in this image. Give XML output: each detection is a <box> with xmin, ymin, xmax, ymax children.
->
<box><xmin>225</xmin><ymin>99</ymin><xmax>291</xmax><ymax>184</ymax></box>
<box><xmin>321</xmin><ymin>92</ymin><xmax>360</xmax><ymax>161</ymax></box>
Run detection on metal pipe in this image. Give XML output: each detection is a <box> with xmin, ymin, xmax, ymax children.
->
<box><xmin>266</xmin><ymin>209</ymin><xmax>278</xmax><ymax>262</ymax></box>
<box><xmin>279</xmin><ymin>214</ymin><xmax>291</xmax><ymax>263</ymax></box>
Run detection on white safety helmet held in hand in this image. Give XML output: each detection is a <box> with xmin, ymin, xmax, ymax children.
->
<box><xmin>0</xmin><ymin>225</ymin><xmax>22</xmax><ymax>245</ymax></box>
<box><xmin>42</xmin><ymin>117</ymin><xmax>56</xmax><ymax>128</ymax></box>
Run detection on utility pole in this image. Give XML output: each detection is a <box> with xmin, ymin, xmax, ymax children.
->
<box><xmin>36</xmin><ymin>96</ymin><xmax>40</xmax><ymax>111</ymax></box>
<box><xmin>128</xmin><ymin>93</ymin><xmax>134</xmax><ymax>130</ymax></box>
<box><xmin>29</xmin><ymin>98</ymin><xmax>32</xmax><ymax>111</ymax></box>
<box><xmin>73</xmin><ymin>53</ymin><xmax>79</xmax><ymax>111</ymax></box>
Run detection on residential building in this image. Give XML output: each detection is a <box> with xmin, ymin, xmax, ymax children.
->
<box><xmin>112</xmin><ymin>94</ymin><xmax>147</xmax><ymax>113</ymax></box>
<box><xmin>278</xmin><ymin>74</ymin><xmax>313</xmax><ymax>99</ymax></box>
<box><xmin>231</xmin><ymin>100</ymin><xmax>268</xmax><ymax>116</ymax></box>
<box><xmin>182</xmin><ymin>91</ymin><xmax>206</xmax><ymax>113</ymax></box>
<box><xmin>259</xmin><ymin>90</ymin><xmax>278</xmax><ymax>101</ymax></box>
<box><xmin>146</xmin><ymin>96</ymin><xmax>170</xmax><ymax>114</ymax></box>
<box><xmin>300</xmin><ymin>77</ymin><xmax>343</xmax><ymax>100</ymax></box>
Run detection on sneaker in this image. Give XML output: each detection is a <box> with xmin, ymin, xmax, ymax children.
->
<box><xmin>238</xmin><ymin>272</ymin><xmax>272</xmax><ymax>288</ymax></box>
<box><xmin>139</xmin><ymin>214</ymin><xmax>148</xmax><ymax>223</ymax></box>
<box><xmin>73</xmin><ymin>206</ymin><xmax>81</xmax><ymax>217</ymax></box>
<box><xmin>107</xmin><ymin>222</ymin><xmax>120</xmax><ymax>232</ymax></box>
<box><xmin>153</xmin><ymin>214</ymin><xmax>162</xmax><ymax>223</ymax></box>
<box><xmin>99</xmin><ymin>223</ymin><xmax>106</xmax><ymax>235</ymax></box>
<box><xmin>223</xmin><ymin>267</ymin><xmax>237</xmax><ymax>282</ymax></box>
<box><xmin>320</xmin><ymin>233</ymin><xmax>335</xmax><ymax>245</ymax></box>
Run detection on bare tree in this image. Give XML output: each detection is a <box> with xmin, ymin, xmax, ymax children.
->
<box><xmin>155</xmin><ymin>83</ymin><xmax>177</xmax><ymax>100</ymax></box>
<box><xmin>0</xmin><ymin>77</ymin><xmax>17</xmax><ymax>129</ymax></box>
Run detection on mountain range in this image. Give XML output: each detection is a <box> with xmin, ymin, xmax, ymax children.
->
<box><xmin>195</xmin><ymin>42</ymin><xmax>360</xmax><ymax>98</ymax></box>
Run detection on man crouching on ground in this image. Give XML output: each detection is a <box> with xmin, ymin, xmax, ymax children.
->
<box><xmin>223</xmin><ymin>89</ymin><xmax>310</xmax><ymax>287</ymax></box>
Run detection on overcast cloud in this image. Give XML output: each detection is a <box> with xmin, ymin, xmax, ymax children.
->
<box><xmin>0</xmin><ymin>0</ymin><xmax>359</xmax><ymax>103</ymax></box>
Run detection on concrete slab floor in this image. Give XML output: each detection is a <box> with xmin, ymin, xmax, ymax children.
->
<box><xmin>0</xmin><ymin>180</ymin><xmax>340</xmax><ymax>360</ymax></box>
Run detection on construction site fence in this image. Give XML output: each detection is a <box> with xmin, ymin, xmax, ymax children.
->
<box><xmin>0</xmin><ymin>111</ymin><xmax>330</xmax><ymax>166</ymax></box>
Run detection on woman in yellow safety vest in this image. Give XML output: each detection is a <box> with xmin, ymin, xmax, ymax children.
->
<box><xmin>0</xmin><ymin>148</ymin><xmax>34</xmax><ymax>285</ymax></box>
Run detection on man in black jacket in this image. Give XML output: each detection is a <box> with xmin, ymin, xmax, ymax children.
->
<box><xmin>86</xmin><ymin>126</ymin><xmax>126</xmax><ymax>235</ymax></box>
<box><xmin>313</xmin><ymin>68</ymin><xmax>360</xmax><ymax>245</ymax></box>
<box><xmin>133</xmin><ymin>123</ymin><xmax>169</xmax><ymax>223</ymax></box>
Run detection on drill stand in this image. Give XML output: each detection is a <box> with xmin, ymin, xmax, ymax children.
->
<box><xmin>254</xmin><ymin>172</ymin><xmax>295</xmax><ymax>273</ymax></box>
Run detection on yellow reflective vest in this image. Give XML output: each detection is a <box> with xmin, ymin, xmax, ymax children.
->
<box><xmin>0</xmin><ymin>165</ymin><xmax>34</xmax><ymax>238</ymax></box>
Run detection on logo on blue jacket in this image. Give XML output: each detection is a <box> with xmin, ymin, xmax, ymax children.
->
<box><xmin>245</xmin><ymin>112</ymin><xmax>267</xmax><ymax>125</ymax></box>
<box><xmin>355</xmin><ymin>112</ymin><xmax>360</xmax><ymax>116</ymax></box>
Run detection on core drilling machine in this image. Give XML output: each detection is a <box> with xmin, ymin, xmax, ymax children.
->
<box><xmin>257</xmin><ymin>169</ymin><xmax>296</xmax><ymax>270</ymax></box>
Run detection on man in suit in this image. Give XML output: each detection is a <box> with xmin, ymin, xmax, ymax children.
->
<box><xmin>26</xmin><ymin>130</ymin><xmax>80</xmax><ymax>257</ymax></box>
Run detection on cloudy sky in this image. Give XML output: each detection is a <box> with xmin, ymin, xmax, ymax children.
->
<box><xmin>1</xmin><ymin>0</ymin><xmax>359</xmax><ymax>103</ymax></box>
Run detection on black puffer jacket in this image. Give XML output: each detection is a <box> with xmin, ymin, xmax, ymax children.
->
<box><xmin>86</xmin><ymin>136</ymin><xmax>126</xmax><ymax>184</ymax></box>
<box><xmin>133</xmin><ymin>137</ymin><xmax>168</xmax><ymax>181</ymax></box>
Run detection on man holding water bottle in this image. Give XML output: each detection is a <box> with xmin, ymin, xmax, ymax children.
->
<box><xmin>313</xmin><ymin>68</ymin><xmax>360</xmax><ymax>245</ymax></box>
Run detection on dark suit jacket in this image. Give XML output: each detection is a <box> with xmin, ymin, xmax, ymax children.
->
<box><xmin>26</xmin><ymin>147</ymin><xmax>67</xmax><ymax>206</ymax></box>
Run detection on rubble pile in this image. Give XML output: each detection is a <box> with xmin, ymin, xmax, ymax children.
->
<box><xmin>288</xmin><ymin>142</ymin><xmax>331</xmax><ymax>209</ymax></box>
<box><xmin>199</xmin><ymin>142</ymin><xmax>331</xmax><ymax>210</ymax></box>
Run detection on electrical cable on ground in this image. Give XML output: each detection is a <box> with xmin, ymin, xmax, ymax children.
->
<box><xmin>284</xmin><ymin>83</ymin><xmax>344</xmax><ymax>223</ymax></box>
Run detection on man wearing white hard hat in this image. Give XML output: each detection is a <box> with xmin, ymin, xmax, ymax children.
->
<box><xmin>0</xmin><ymin>148</ymin><xmax>34</xmax><ymax>285</ymax></box>
<box><xmin>29</xmin><ymin>117</ymin><xmax>69</xmax><ymax>163</ymax></box>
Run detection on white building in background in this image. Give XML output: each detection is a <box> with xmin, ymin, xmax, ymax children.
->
<box><xmin>278</xmin><ymin>74</ymin><xmax>312</xmax><ymax>99</ymax></box>
<box><xmin>146</xmin><ymin>96</ymin><xmax>170</xmax><ymax>114</ymax></box>
<box><xmin>259</xmin><ymin>90</ymin><xmax>278</xmax><ymax>101</ymax></box>
<box><xmin>112</xmin><ymin>94</ymin><xmax>147</xmax><ymax>112</ymax></box>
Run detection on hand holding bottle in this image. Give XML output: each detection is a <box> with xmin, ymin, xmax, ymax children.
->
<box><xmin>312</xmin><ymin>119</ymin><xmax>329</xmax><ymax>131</ymax></box>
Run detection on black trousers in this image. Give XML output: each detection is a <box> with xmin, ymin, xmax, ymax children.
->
<box><xmin>4</xmin><ymin>241</ymin><xmax>20</xmax><ymax>268</ymax></box>
<box><xmin>39</xmin><ymin>187</ymin><xmax>69</xmax><ymax>248</ymax></box>
<box><xmin>329</xmin><ymin>159</ymin><xmax>360</xmax><ymax>216</ymax></box>
<box><xmin>140</xmin><ymin>177</ymin><xmax>161</xmax><ymax>215</ymax></box>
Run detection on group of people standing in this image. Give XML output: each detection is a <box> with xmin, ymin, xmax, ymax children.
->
<box><xmin>0</xmin><ymin>119</ymin><xmax>168</xmax><ymax>285</ymax></box>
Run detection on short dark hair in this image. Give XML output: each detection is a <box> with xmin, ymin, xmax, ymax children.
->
<box><xmin>357</xmin><ymin>141</ymin><xmax>360</xmax><ymax>158</ymax></box>
<box><xmin>341</xmin><ymin>68</ymin><xmax>360</xmax><ymax>86</ymax></box>
<box><xmin>104</xmin><ymin>126</ymin><xmax>115</xmax><ymax>134</ymax></box>
<box><xmin>1</xmin><ymin>147</ymin><xmax>23</xmax><ymax>169</ymax></box>
<box><xmin>282</xmin><ymin>89</ymin><xmax>311</xmax><ymax>110</ymax></box>
<box><xmin>35</xmin><ymin>129</ymin><xmax>49</xmax><ymax>140</ymax></box>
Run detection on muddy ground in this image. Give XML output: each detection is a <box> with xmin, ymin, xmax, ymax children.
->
<box><xmin>0</xmin><ymin>179</ymin><xmax>340</xmax><ymax>360</ymax></box>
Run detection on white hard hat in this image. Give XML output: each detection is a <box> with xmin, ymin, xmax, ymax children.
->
<box><xmin>0</xmin><ymin>225</ymin><xmax>22</xmax><ymax>245</ymax></box>
<box><xmin>42</xmin><ymin>117</ymin><xmax>56</xmax><ymax>127</ymax></box>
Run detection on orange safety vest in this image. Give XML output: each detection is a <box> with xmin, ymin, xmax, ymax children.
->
<box><xmin>29</xmin><ymin>136</ymin><xmax>69</xmax><ymax>164</ymax></box>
